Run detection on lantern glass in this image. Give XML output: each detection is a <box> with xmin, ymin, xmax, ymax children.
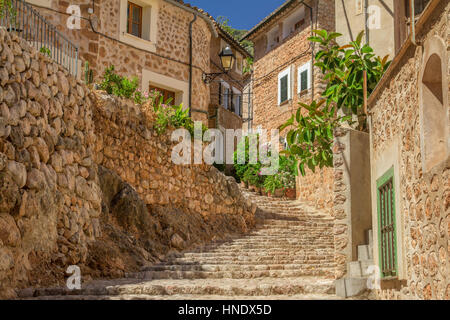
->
<box><xmin>219</xmin><ymin>46</ymin><xmax>235</xmax><ymax>72</ymax></box>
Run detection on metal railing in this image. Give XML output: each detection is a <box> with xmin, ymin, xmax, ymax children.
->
<box><xmin>0</xmin><ymin>0</ymin><xmax>79</xmax><ymax>77</ymax></box>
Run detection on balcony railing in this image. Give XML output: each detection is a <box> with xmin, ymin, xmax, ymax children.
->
<box><xmin>0</xmin><ymin>0</ymin><xmax>79</xmax><ymax>77</ymax></box>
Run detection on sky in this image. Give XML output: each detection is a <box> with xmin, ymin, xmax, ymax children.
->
<box><xmin>187</xmin><ymin>0</ymin><xmax>287</xmax><ymax>31</ymax></box>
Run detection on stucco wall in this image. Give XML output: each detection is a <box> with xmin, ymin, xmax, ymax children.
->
<box><xmin>335</xmin><ymin>0</ymin><xmax>396</xmax><ymax>59</ymax></box>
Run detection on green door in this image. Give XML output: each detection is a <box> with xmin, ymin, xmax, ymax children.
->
<box><xmin>376</xmin><ymin>167</ymin><xmax>398</xmax><ymax>278</ymax></box>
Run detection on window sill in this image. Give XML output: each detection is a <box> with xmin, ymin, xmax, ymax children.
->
<box><xmin>379</xmin><ymin>278</ymin><xmax>407</xmax><ymax>290</ymax></box>
<box><xmin>278</xmin><ymin>99</ymin><xmax>291</xmax><ymax>107</ymax></box>
<box><xmin>119</xmin><ymin>32</ymin><xmax>157</xmax><ymax>53</ymax></box>
<box><xmin>298</xmin><ymin>89</ymin><xmax>311</xmax><ymax>97</ymax></box>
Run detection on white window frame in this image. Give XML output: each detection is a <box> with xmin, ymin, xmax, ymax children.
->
<box><xmin>26</xmin><ymin>0</ymin><xmax>52</xmax><ymax>8</ymax></box>
<box><xmin>232</xmin><ymin>87</ymin><xmax>241</xmax><ymax>116</ymax></box>
<box><xmin>298</xmin><ymin>61</ymin><xmax>312</xmax><ymax>94</ymax></box>
<box><xmin>278</xmin><ymin>66</ymin><xmax>292</xmax><ymax>105</ymax></box>
<box><xmin>119</xmin><ymin>0</ymin><xmax>158</xmax><ymax>53</ymax></box>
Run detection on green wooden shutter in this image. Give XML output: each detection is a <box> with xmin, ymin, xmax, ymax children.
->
<box><xmin>300</xmin><ymin>70</ymin><xmax>308</xmax><ymax>92</ymax></box>
<box><xmin>280</xmin><ymin>75</ymin><xmax>288</xmax><ymax>103</ymax></box>
<box><xmin>218</xmin><ymin>82</ymin><xmax>222</xmax><ymax>105</ymax></box>
<box><xmin>376</xmin><ymin>167</ymin><xmax>398</xmax><ymax>279</ymax></box>
<box><xmin>230</xmin><ymin>90</ymin><xmax>234</xmax><ymax>112</ymax></box>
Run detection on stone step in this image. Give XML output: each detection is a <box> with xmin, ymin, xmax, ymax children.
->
<box><xmin>141</xmin><ymin>263</ymin><xmax>335</xmax><ymax>272</ymax></box>
<box><xmin>335</xmin><ymin>277</ymin><xmax>369</xmax><ymax>298</ymax></box>
<box><xmin>126</xmin><ymin>269</ymin><xmax>335</xmax><ymax>280</ymax></box>
<box><xmin>178</xmin><ymin>251</ymin><xmax>334</xmax><ymax>258</ymax></box>
<box><xmin>357</xmin><ymin>245</ymin><xmax>373</xmax><ymax>261</ymax></box>
<box><xmin>23</xmin><ymin>293</ymin><xmax>343</xmax><ymax>300</ymax></box>
<box><xmin>163</xmin><ymin>258</ymin><xmax>336</xmax><ymax>266</ymax></box>
<box><xmin>24</xmin><ymin>277</ymin><xmax>336</xmax><ymax>298</ymax></box>
<box><xmin>348</xmin><ymin>260</ymin><xmax>374</xmax><ymax>278</ymax></box>
<box><xmin>195</xmin><ymin>244</ymin><xmax>334</xmax><ymax>251</ymax></box>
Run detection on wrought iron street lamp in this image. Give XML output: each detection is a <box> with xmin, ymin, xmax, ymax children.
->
<box><xmin>202</xmin><ymin>46</ymin><xmax>236</xmax><ymax>84</ymax></box>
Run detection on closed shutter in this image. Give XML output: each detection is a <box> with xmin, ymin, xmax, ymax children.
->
<box><xmin>300</xmin><ymin>70</ymin><xmax>308</xmax><ymax>92</ymax></box>
<box><xmin>218</xmin><ymin>82</ymin><xmax>222</xmax><ymax>105</ymax></box>
<box><xmin>230</xmin><ymin>90</ymin><xmax>234</xmax><ymax>112</ymax></box>
<box><xmin>280</xmin><ymin>75</ymin><xmax>288</xmax><ymax>103</ymax></box>
<box><xmin>238</xmin><ymin>95</ymin><xmax>242</xmax><ymax>116</ymax></box>
<box><xmin>377</xmin><ymin>167</ymin><xmax>398</xmax><ymax>279</ymax></box>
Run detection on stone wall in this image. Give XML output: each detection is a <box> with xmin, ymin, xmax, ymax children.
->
<box><xmin>92</xmin><ymin>92</ymin><xmax>255</xmax><ymax>225</ymax></box>
<box><xmin>333</xmin><ymin>128</ymin><xmax>372</xmax><ymax>279</ymax></box>
<box><xmin>0</xmin><ymin>27</ymin><xmax>254</xmax><ymax>298</ymax></box>
<box><xmin>368</xmin><ymin>1</ymin><xmax>449</xmax><ymax>300</ymax></box>
<box><xmin>0</xmin><ymin>28</ymin><xmax>102</xmax><ymax>298</ymax></box>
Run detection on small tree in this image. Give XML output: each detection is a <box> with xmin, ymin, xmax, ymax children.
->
<box><xmin>281</xmin><ymin>30</ymin><xmax>390</xmax><ymax>176</ymax></box>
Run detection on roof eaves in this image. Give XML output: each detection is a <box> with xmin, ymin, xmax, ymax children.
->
<box><xmin>241</xmin><ymin>0</ymin><xmax>299</xmax><ymax>41</ymax></box>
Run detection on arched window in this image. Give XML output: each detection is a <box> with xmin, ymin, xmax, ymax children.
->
<box><xmin>420</xmin><ymin>36</ymin><xmax>448</xmax><ymax>172</ymax></box>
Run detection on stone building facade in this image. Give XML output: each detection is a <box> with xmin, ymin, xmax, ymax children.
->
<box><xmin>26</xmin><ymin>0</ymin><xmax>216</xmax><ymax>123</ymax></box>
<box><xmin>207</xmin><ymin>27</ymin><xmax>252</xmax><ymax>167</ymax></box>
<box><xmin>367</xmin><ymin>0</ymin><xmax>448</xmax><ymax>299</ymax></box>
<box><xmin>335</xmin><ymin>0</ymin><xmax>432</xmax><ymax>61</ymax></box>
<box><xmin>242</xmin><ymin>0</ymin><xmax>335</xmax><ymax>211</ymax></box>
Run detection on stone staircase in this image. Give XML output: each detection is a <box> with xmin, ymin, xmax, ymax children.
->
<box><xmin>336</xmin><ymin>230</ymin><xmax>374</xmax><ymax>298</ymax></box>
<box><xmin>19</xmin><ymin>190</ymin><xmax>343</xmax><ymax>300</ymax></box>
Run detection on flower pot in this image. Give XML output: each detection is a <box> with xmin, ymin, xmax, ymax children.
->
<box><xmin>285</xmin><ymin>188</ymin><xmax>296</xmax><ymax>199</ymax></box>
<box><xmin>274</xmin><ymin>188</ymin><xmax>284</xmax><ymax>198</ymax></box>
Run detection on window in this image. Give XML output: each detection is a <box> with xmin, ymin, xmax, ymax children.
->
<box><xmin>267</xmin><ymin>26</ymin><xmax>280</xmax><ymax>51</ymax></box>
<box><xmin>127</xmin><ymin>2</ymin><xmax>143</xmax><ymax>38</ymax></box>
<box><xmin>220</xmin><ymin>81</ymin><xmax>230</xmax><ymax>110</ymax></box>
<box><xmin>120</xmin><ymin>0</ymin><xmax>158</xmax><ymax>53</ymax></box>
<box><xmin>405</xmin><ymin>0</ymin><xmax>431</xmax><ymax>17</ymax></box>
<box><xmin>235</xmin><ymin>55</ymin><xmax>243</xmax><ymax>74</ymax></box>
<box><xmin>298</xmin><ymin>62</ymin><xmax>311</xmax><ymax>94</ymax></box>
<box><xmin>27</xmin><ymin>0</ymin><xmax>52</xmax><ymax>8</ymax></box>
<box><xmin>232</xmin><ymin>88</ymin><xmax>242</xmax><ymax>116</ymax></box>
<box><xmin>376</xmin><ymin>167</ymin><xmax>398</xmax><ymax>279</ymax></box>
<box><xmin>278</xmin><ymin>67</ymin><xmax>291</xmax><ymax>105</ymax></box>
<box><xmin>355</xmin><ymin>0</ymin><xmax>363</xmax><ymax>15</ymax></box>
<box><xmin>282</xmin><ymin>6</ymin><xmax>306</xmax><ymax>39</ymax></box>
<box><xmin>149</xmin><ymin>85</ymin><xmax>175</xmax><ymax>105</ymax></box>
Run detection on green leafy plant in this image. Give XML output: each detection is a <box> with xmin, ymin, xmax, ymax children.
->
<box><xmin>0</xmin><ymin>0</ymin><xmax>16</xmax><ymax>25</ymax></box>
<box><xmin>263</xmin><ymin>174</ymin><xmax>283</xmax><ymax>194</ymax></box>
<box><xmin>281</xmin><ymin>30</ymin><xmax>390</xmax><ymax>176</ymax></box>
<box><xmin>99</xmin><ymin>65</ymin><xmax>145</xmax><ymax>104</ymax></box>
<box><xmin>39</xmin><ymin>46</ymin><xmax>51</xmax><ymax>57</ymax></box>
<box><xmin>84</xmin><ymin>61</ymin><xmax>93</xmax><ymax>85</ymax></box>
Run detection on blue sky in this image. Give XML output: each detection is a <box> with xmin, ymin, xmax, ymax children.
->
<box><xmin>187</xmin><ymin>0</ymin><xmax>286</xmax><ymax>30</ymax></box>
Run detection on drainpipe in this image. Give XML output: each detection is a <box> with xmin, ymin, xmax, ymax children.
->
<box><xmin>410</xmin><ymin>0</ymin><xmax>417</xmax><ymax>46</ymax></box>
<box><xmin>302</xmin><ymin>1</ymin><xmax>314</xmax><ymax>100</ymax></box>
<box><xmin>364</xmin><ymin>0</ymin><xmax>369</xmax><ymax>45</ymax></box>
<box><xmin>188</xmin><ymin>13</ymin><xmax>197</xmax><ymax>118</ymax></box>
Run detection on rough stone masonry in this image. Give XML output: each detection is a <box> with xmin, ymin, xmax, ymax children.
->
<box><xmin>0</xmin><ymin>27</ymin><xmax>255</xmax><ymax>299</ymax></box>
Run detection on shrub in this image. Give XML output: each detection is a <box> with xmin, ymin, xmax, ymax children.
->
<box><xmin>99</xmin><ymin>65</ymin><xmax>147</xmax><ymax>104</ymax></box>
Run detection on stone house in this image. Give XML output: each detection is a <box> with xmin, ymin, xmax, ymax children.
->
<box><xmin>241</xmin><ymin>0</ymin><xmax>336</xmax><ymax>211</ymax></box>
<box><xmin>335</xmin><ymin>0</ymin><xmax>432</xmax><ymax>61</ymax></box>
<box><xmin>333</xmin><ymin>0</ymin><xmax>448</xmax><ymax>299</ymax></box>
<box><xmin>365</xmin><ymin>0</ymin><xmax>448</xmax><ymax>299</ymax></box>
<box><xmin>208</xmin><ymin>26</ymin><xmax>252</xmax><ymax>166</ymax></box>
<box><xmin>25</xmin><ymin>0</ymin><xmax>218</xmax><ymax>123</ymax></box>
